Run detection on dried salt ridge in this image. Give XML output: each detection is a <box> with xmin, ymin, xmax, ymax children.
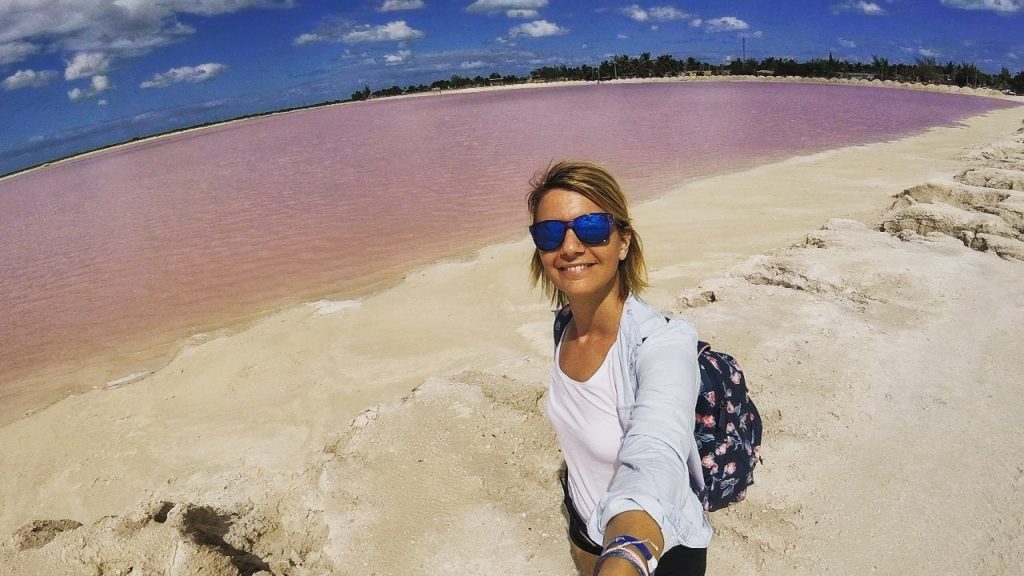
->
<box><xmin>880</xmin><ymin>122</ymin><xmax>1024</xmax><ymax>260</ymax></box>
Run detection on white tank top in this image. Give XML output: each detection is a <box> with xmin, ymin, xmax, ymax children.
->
<box><xmin>546</xmin><ymin>336</ymin><xmax>624</xmax><ymax>535</ymax></box>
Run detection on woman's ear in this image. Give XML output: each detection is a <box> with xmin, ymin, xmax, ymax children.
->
<box><xmin>619</xmin><ymin>229</ymin><xmax>631</xmax><ymax>261</ymax></box>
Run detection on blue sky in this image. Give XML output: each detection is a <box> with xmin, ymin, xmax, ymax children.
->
<box><xmin>1</xmin><ymin>0</ymin><xmax>1022</xmax><ymax>175</ymax></box>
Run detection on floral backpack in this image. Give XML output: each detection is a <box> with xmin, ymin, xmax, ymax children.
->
<box><xmin>552</xmin><ymin>307</ymin><xmax>762</xmax><ymax>512</ymax></box>
<box><xmin>693</xmin><ymin>341</ymin><xmax>762</xmax><ymax>511</ymax></box>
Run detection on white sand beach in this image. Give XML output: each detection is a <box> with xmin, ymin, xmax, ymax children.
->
<box><xmin>1</xmin><ymin>99</ymin><xmax>1023</xmax><ymax>575</ymax></box>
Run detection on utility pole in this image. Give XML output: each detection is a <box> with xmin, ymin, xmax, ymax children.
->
<box><xmin>742</xmin><ymin>37</ymin><xmax>746</xmax><ymax>62</ymax></box>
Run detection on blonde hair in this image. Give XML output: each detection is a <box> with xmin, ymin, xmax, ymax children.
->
<box><xmin>526</xmin><ymin>160</ymin><xmax>648</xmax><ymax>307</ymax></box>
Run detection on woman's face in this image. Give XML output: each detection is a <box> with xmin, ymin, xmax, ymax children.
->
<box><xmin>534</xmin><ymin>188</ymin><xmax>631</xmax><ymax>304</ymax></box>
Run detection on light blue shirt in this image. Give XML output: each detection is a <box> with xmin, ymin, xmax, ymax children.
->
<box><xmin>586</xmin><ymin>295</ymin><xmax>713</xmax><ymax>550</ymax></box>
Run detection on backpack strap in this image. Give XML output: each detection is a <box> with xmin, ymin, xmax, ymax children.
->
<box><xmin>553</xmin><ymin>306</ymin><xmax>573</xmax><ymax>347</ymax></box>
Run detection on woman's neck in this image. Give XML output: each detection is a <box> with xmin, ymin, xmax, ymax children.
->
<box><xmin>568</xmin><ymin>291</ymin><xmax>627</xmax><ymax>340</ymax></box>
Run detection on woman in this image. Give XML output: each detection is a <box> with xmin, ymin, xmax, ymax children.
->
<box><xmin>527</xmin><ymin>161</ymin><xmax>712</xmax><ymax>576</ymax></box>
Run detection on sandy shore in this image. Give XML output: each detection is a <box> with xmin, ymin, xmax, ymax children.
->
<box><xmin>1</xmin><ymin>104</ymin><xmax>1023</xmax><ymax>575</ymax></box>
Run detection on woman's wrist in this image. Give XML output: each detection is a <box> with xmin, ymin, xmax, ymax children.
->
<box><xmin>593</xmin><ymin>548</ymin><xmax>648</xmax><ymax>576</ymax></box>
<box><xmin>594</xmin><ymin>535</ymin><xmax>659</xmax><ymax>576</ymax></box>
<box><xmin>602</xmin><ymin>535</ymin><xmax>658</xmax><ymax>574</ymax></box>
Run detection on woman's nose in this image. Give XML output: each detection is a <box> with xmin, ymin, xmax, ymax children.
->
<box><xmin>560</xmin><ymin>229</ymin><xmax>585</xmax><ymax>255</ymax></box>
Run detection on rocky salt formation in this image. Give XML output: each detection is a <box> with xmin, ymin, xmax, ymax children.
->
<box><xmin>956</xmin><ymin>167</ymin><xmax>1024</xmax><ymax>192</ymax></box>
<box><xmin>881</xmin><ymin>124</ymin><xmax>1024</xmax><ymax>261</ymax></box>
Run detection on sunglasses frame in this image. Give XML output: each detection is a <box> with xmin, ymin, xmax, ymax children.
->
<box><xmin>529</xmin><ymin>212</ymin><xmax>615</xmax><ymax>251</ymax></box>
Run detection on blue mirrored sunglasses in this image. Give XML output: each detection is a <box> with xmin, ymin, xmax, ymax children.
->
<box><xmin>529</xmin><ymin>212</ymin><xmax>614</xmax><ymax>251</ymax></box>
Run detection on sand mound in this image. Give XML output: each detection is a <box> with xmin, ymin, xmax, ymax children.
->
<box><xmin>11</xmin><ymin>519</ymin><xmax>82</xmax><ymax>551</ymax></box>
<box><xmin>880</xmin><ymin>139</ymin><xmax>1024</xmax><ymax>261</ymax></box>
<box><xmin>959</xmin><ymin>138</ymin><xmax>1024</xmax><ymax>170</ymax></box>
<box><xmin>956</xmin><ymin>167</ymin><xmax>1024</xmax><ymax>191</ymax></box>
<box><xmin>2</xmin><ymin>500</ymin><xmax>278</xmax><ymax>576</ymax></box>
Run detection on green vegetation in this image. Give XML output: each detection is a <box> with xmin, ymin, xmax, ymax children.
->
<box><xmin>348</xmin><ymin>51</ymin><xmax>1024</xmax><ymax>101</ymax></box>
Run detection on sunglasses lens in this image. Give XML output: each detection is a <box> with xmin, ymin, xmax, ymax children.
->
<box><xmin>573</xmin><ymin>213</ymin><xmax>612</xmax><ymax>244</ymax></box>
<box><xmin>531</xmin><ymin>221</ymin><xmax>567</xmax><ymax>251</ymax></box>
<box><xmin>530</xmin><ymin>213</ymin><xmax>613</xmax><ymax>250</ymax></box>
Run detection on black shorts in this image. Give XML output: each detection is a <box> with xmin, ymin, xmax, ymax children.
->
<box><xmin>560</xmin><ymin>469</ymin><xmax>707</xmax><ymax>576</ymax></box>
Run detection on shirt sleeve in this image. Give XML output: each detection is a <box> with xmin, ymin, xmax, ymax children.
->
<box><xmin>593</xmin><ymin>318</ymin><xmax>703</xmax><ymax>544</ymax></box>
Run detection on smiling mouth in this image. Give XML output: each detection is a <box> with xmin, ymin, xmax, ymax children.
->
<box><xmin>559</xmin><ymin>263</ymin><xmax>594</xmax><ymax>273</ymax></box>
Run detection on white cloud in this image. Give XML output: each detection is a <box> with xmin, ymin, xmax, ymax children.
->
<box><xmin>67</xmin><ymin>74</ymin><xmax>111</xmax><ymax>101</ymax></box>
<box><xmin>940</xmin><ymin>0</ymin><xmax>1023</xmax><ymax>12</ymax></box>
<box><xmin>91</xmin><ymin>74</ymin><xmax>110</xmax><ymax>91</ymax></box>
<box><xmin>831</xmin><ymin>1</ymin><xmax>887</xmax><ymax>15</ymax></box>
<box><xmin>1009</xmin><ymin>52</ymin><xmax>1019</xmax><ymax>59</ymax></box>
<box><xmin>346</xmin><ymin>20</ymin><xmax>424</xmax><ymax>42</ymax></box>
<box><xmin>379</xmin><ymin>0</ymin><xmax>425</xmax><ymax>10</ymax></box>
<box><xmin>508</xmin><ymin>19</ymin><xmax>568</xmax><ymax>38</ymax></box>
<box><xmin>293</xmin><ymin>33</ymin><xmax>324</xmax><ymax>45</ymax></box>
<box><xmin>704</xmin><ymin>17</ymin><xmax>749</xmax><ymax>32</ymax></box>
<box><xmin>902</xmin><ymin>45</ymin><xmax>942</xmax><ymax>58</ymax></box>
<box><xmin>624</xmin><ymin>4</ymin><xmax>649</xmax><ymax>21</ymax></box>
<box><xmin>0</xmin><ymin>1</ymin><xmax>292</xmax><ymax>63</ymax></box>
<box><xmin>839</xmin><ymin>38</ymin><xmax>857</xmax><ymax>48</ymax></box>
<box><xmin>97</xmin><ymin>99</ymin><xmax>108</xmax><ymax>105</ymax></box>
<box><xmin>0</xmin><ymin>41</ymin><xmax>40</xmax><ymax>66</ymax></box>
<box><xmin>460</xmin><ymin>60</ymin><xmax>486</xmax><ymax>69</ymax></box>
<box><xmin>467</xmin><ymin>0</ymin><xmax>547</xmax><ymax>15</ymax></box>
<box><xmin>507</xmin><ymin>9</ymin><xmax>539</xmax><ymax>17</ymax></box>
<box><xmin>617</xmin><ymin>33</ymin><xmax>630</xmax><ymax>39</ymax></box>
<box><xmin>64</xmin><ymin>52</ymin><xmax>111</xmax><ymax>80</ymax></box>
<box><xmin>140</xmin><ymin>63</ymin><xmax>227</xmax><ymax>88</ymax></box>
<box><xmin>649</xmin><ymin>6</ymin><xmax>690</xmax><ymax>20</ymax></box>
<box><xmin>689</xmin><ymin>18</ymin><xmax>702</xmax><ymax>27</ymax></box>
<box><xmin>623</xmin><ymin>4</ymin><xmax>690</xmax><ymax>22</ymax></box>
<box><xmin>2</xmin><ymin>69</ymin><xmax>58</xmax><ymax>90</ymax></box>
<box><xmin>383</xmin><ymin>49</ymin><xmax>412</xmax><ymax>64</ymax></box>
<box><xmin>296</xmin><ymin>20</ymin><xmax>425</xmax><ymax>44</ymax></box>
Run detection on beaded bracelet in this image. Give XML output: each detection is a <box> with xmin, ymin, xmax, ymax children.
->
<box><xmin>603</xmin><ymin>535</ymin><xmax>658</xmax><ymax>574</ymax></box>
<box><xmin>594</xmin><ymin>546</ymin><xmax>648</xmax><ymax>576</ymax></box>
<box><xmin>606</xmin><ymin>535</ymin><xmax>657</xmax><ymax>561</ymax></box>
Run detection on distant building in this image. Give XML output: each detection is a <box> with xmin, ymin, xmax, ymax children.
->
<box><xmin>755</xmin><ymin>69</ymin><xmax>774</xmax><ymax>76</ymax></box>
<box><xmin>844</xmin><ymin>72</ymin><xmax>876</xmax><ymax>80</ymax></box>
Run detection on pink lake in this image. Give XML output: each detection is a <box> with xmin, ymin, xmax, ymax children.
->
<box><xmin>0</xmin><ymin>81</ymin><xmax>1016</xmax><ymax>413</ymax></box>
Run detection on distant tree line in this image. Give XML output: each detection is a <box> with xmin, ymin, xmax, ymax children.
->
<box><xmin>350</xmin><ymin>51</ymin><xmax>1024</xmax><ymax>102</ymax></box>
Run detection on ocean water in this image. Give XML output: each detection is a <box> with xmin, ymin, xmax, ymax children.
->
<box><xmin>0</xmin><ymin>81</ymin><xmax>1015</xmax><ymax>400</ymax></box>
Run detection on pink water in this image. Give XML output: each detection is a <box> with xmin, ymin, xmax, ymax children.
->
<box><xmin>0</xmin><ymin>82</ymin><xmax>1015</xmax><ymax>405</ymax></box>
